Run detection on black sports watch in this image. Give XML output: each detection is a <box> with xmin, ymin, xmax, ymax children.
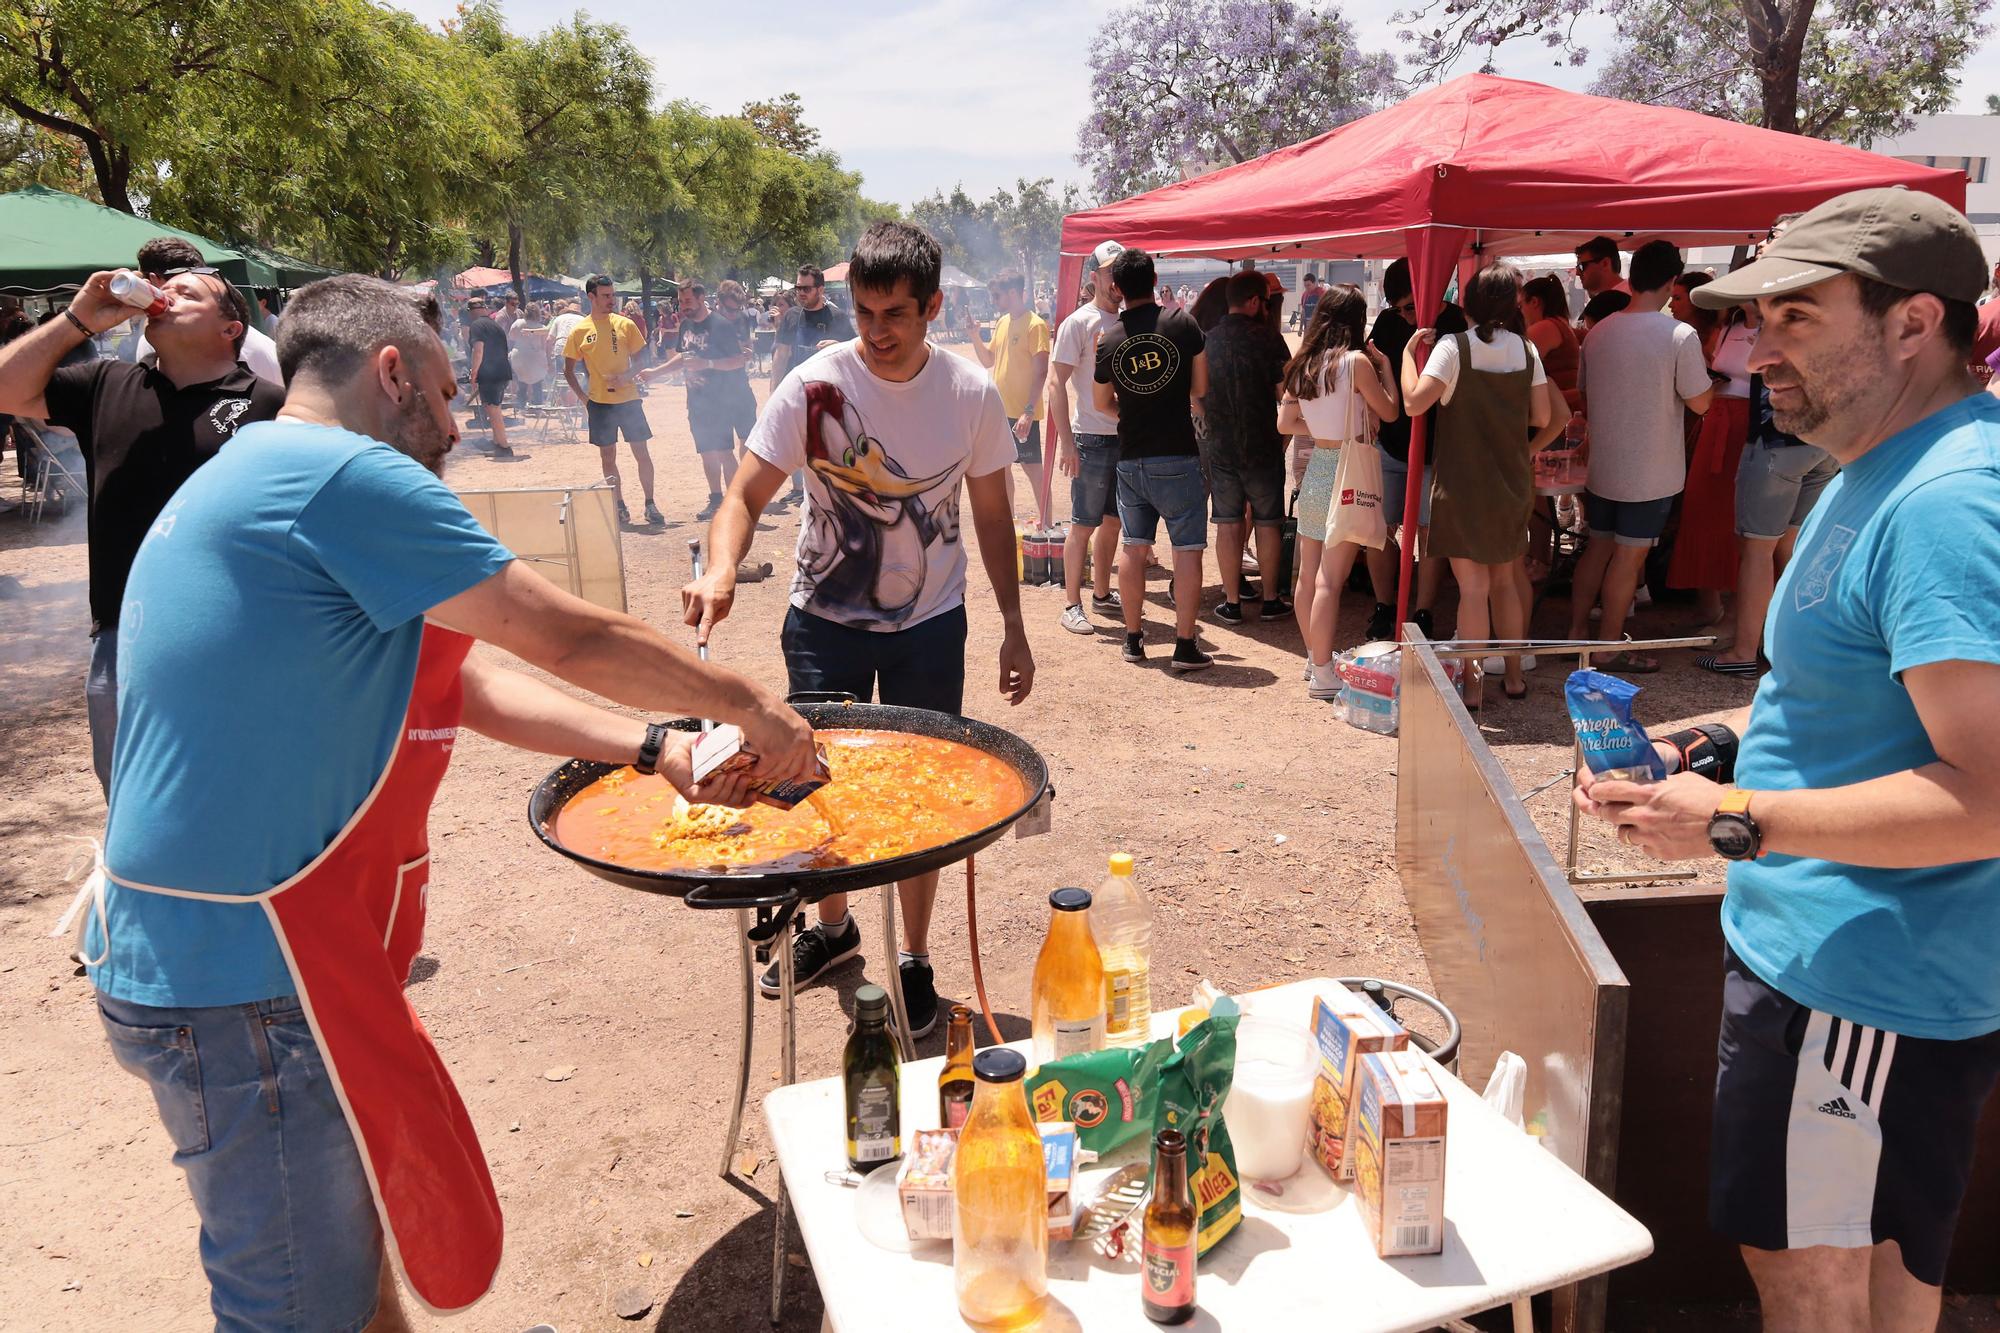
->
<box><xmin>633</xmin><ymin>722</ymin><xmax>670</xmax><ymax>776</ymax></box>
<box><xmin>1707</xmin><ymin>789</ymin><xmax>1763</xmax><ymax>861</ymax></box>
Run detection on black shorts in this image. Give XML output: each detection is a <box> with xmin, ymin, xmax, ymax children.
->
<box><xmin>586</xmin><ymin>398</ymin><xmax>652</xmax><ymax>446</ymax></box>
<box><xmin>1208</xmin><ymin>451</ymin><xmax>1286</xmax><ymax>526</ymax></box>
<box><xmin>690</xmin><ymin>377</ymin><xmax>756</xmax><ymax>454</ymax></box>
<box><xmin>1014</xmin><ymin>419</ymin><xmax>1042</xmax><ymax>467</ymax></box>
<box><xmin>781</xmin><ymin>603</ymin><xmax>966</xmax><ymax>714</ymax></box>
<box><xmin>474</xmin><ymin>375</ymin><xmax>510</xmax><ymax>407</ymax></box>
<box><xmin>1710</xmin><ymin>946</ymin><xmax>2000</xmax><ymax>1285</ymax></box>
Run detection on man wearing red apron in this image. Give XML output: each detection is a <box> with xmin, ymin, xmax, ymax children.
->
<box><xmin>84</xmin><ymin>276</ymin><xmax>817</xmax><ymax>1331</ymax></box>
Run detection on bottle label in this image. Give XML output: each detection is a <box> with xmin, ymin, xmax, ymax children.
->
<box><xmin>852</xmin><ymin>1084</ymin><xmax>897</xmax><ymax>1162</ymax></box>
<box><xmin>942</xmin><ymin>1087</ymin><xmax>972</xmax><ymax>1130</ymax></box>
<box><xmin>1052</xmin><ymin>1015</ymin><xmax>1105</xmax><ymax>1057</ymax></box>
<box><xmin>1143</xmin><ymin>1236</ymin><xmax>1195</xmax><ymax>1307</ymax></box>
<box><xmin>1106</xmin><ymin>971</ymin><xmax>1132</xmax><ymax>1035</ymax></box>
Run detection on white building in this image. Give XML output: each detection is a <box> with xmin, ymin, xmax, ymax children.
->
<box><xmin>1868</xmin><ymin>114</ymin><xmax>2000</xmax><ymax>261</ymax></box>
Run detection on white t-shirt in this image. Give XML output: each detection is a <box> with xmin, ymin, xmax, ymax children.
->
<box><xmin>137</xmin><ymin>322</ymin><xmax>282</xmax><ymax>387</ymax></box>
<box><xmin>1578</xmin><ymin>310</ymin><xmax>1712</xmax><ymax>502</ymax></box>
<box><xmin>549</xmin><ymin>313</ymin><xmax>583</xmax><ymax>363</ymax></box>
<box><xmin>1297</xmin><ymin>354</ymin><xmax>1372</xmax><ymax>443</ymax></box>
<box><xmin>1711</xmin><ymin>323</ymin><xmax>1754</xmax><ymax>398</ymax></box>
<box><xmin>748</xmin><ymin>341</ymin><xmax>1016</xmax><ymax>633</ymax></box>
<box><xmin>1419</xmin><ymin>329</ymin><xmax>1547</xmax><ymax>406</ymax></box>
<box><xmin>1051</xmin><ymin>300</ymin><xmax>1122</xmax><ymax>437</ymax></box>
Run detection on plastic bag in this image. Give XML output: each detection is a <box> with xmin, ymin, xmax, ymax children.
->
<box><xmin>1481</xmin><ymin>1050</ymin><xmax>1527</xmax><ymax>1130</ymax></box>
<box><xmin>1156</xmin><ymin>998</ymin><xmax>1242</xmax><ymax>1255</ymax></box>
<box><xmin>1565</xmin><ymin>669</ymin><xmax>1666</xmax><ymax>782</ymax></box>
<box><xmin>1027</xmin><ymin>1039</ymin><xmax>1171</xmax><ymax>1157</ymax></box>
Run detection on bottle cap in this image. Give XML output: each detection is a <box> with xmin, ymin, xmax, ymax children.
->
<box><xmin>854</xmin><ymin>984</ymin><xmax>889</xmax><ymax>1020</ymax></box>
<box><xmin>1107</xmin><ymin>852</ymin><xmax>1134</xmax><ymax>876</ymax></box>
<box><xmin>1049</xmin><ymin>887</ymin><xmax>1093</xmax><ymax>912</ymax></box>
<box><xmin>972</xmin><ymin>1048</ymin><xmax>1027</xmax><ymax>1083</ymax></box>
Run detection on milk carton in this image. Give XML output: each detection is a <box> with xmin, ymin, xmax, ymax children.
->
<box><xmin>1352</xmin><ymin>1049</ymin><xmax>1448</xmax><ymax>1257</ymax></box>
<box><xmin>1308</xmin><ymin>989</ymin><xmax>1409</xmax><ymax>1181</ymax></box>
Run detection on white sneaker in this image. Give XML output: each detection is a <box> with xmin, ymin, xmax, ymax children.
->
<box><xmin>1060</xmin><ymin>603</ymin><xmax>1094</xmax><ymax>635</ymax></box>
<box><xmin>1482</xmin><ymin>653</ymin><xmax>1539</xmax><ymax>674</ymax></box>
<box><xmin>1635</xmin><ymin>586</ymin><xmax>1652</xmax><ymax>607</ymax></box>
<box><xmin>1307</xmin><ymin>660</ymin><xmax>1342</xmax><ymax>701</ymax></box>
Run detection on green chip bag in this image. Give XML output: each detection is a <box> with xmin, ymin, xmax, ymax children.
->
<box><xmin>1027</xmin><ymin>1038</ymin><xmax>1170</xmax><ymax>1156</ymax></box>
<box><xmin>1155</xmin><ymin>998</ymin><xmax>1242</xmax><ymax>1256</ymax></box>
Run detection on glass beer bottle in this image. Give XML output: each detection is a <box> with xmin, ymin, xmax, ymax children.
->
<box><xmin>939</xmin><ymin>1004</ymin><xmax>977</xmax><ymax>1130</ymax></box>
<box><xmin>953</xmin><ymin>1048</ymin><xmax>1048</xmax><ymax>1330</ymax></box>
<box><xmin>842</xmin><ymin>983</ymin><xmax>900</xmax><ymax>1171</ymax></box>
<box><xmin>1030</xmin><ymin>887</ymin><xmax>1106</xmax><ymax>1065</ymax></box>
<box><xmin>1142</xmin><ymin>1128</ymin><xmax>1197</xmax><ymax>1324</ymax></box>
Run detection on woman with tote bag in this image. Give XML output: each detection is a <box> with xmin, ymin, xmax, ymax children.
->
<box><xmin>1279</xmin><ymin>285</ymin><xmax>1399</xmax><ymax>701</ymax></box>
<box><xmin>1400</xmin><ymin>264</ymin><xmax>1551</xmax><ymax>708</ymax></box>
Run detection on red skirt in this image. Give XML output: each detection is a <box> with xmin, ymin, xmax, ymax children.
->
<box><xmin>1667</xmin><ymin>395</ymin><xmax>1750</xmax><ymax>592</ymax></box>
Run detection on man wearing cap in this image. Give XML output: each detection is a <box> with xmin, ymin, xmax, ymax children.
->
<box><xmin>1049</xmin><ymin>240</ymin><xmax>1127</xmax><ymax>634</ymax></box>
<box><xmin>1576</xmin><ymin>187</ymin><xmax>2000</xmax><ymax>1330</ymax></box>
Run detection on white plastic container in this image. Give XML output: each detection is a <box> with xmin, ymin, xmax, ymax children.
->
<box><xmin>1090</xmin><ymin>852</ymin><xmax>1153</xmax><ymax>1048</ymax></box>
<box><xmin>1223</xmin><ymin>1016</ymin><xmax>1319</xmax><ymax>1182</ymax></box>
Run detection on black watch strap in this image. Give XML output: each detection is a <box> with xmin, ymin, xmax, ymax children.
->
<box><xmin>634</xmin><ymin>722</ymin><xmax>670</xmax><ymax>775</ymax></box>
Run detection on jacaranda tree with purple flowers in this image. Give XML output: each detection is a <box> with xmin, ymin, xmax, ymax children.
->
<box><xmin>1395</xmin><ymin>0</ymin><xmax>1991</xmax><ymax>142</ymax></box>
<box><xmin>1079</xmin><ymin>0</ymin><xmax>1398</xmax><ymax>199</ymax></box>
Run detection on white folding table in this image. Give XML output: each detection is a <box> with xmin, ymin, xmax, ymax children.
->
<box><xmin>764</xmin><ymin>976</ymin><xmax>1652</xmax><ymax>1332</ymax></box>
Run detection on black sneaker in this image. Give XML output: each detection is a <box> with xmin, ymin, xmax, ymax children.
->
<box><xmin>696</xmin><ymin>493</ymin><xmax>723</xmax><ymax>520</ymax></box>
<box><xmin>1366</xmin><ymin>602</ymin><xmax>1394</xmax><ymax>640</ymax></box>
<box><xmin>1170</xmin><ymin>638</ymin><xmax>1214</xmax><ymax>672</ymax></box>
<box><xmin>1214</xmin><ymin>600</ymin><xmax>1245</xmax><ymax>625</ymax></box>
<box><xmin>1413</xmin><ymin>608</ymin><xmax>1436</xmax><ymax>640</ymax></box>
<box><xmin>898</xmin><ymin>958</ymin><xmax>939</xmax><ymax>1039</ymax></box>
<box><xmin>1092</xmin><ymin>590</ymin><xmax>1122</xmax><ymax>615</ymax></box>
<box><xmin>758</xmin><ymin>914</ymin><xmax>862</xmax><ymax>997</ymax></box>
<box><xmin>1260</xmin><ymin>598</ymin><xmax>1295</xmax><ymax>622</ymax></box>
<box><xmin>1240</xmin><ymin>581</ymin><xmax>1264</xmax><ymax>602</ymax></box>
<box><xmin>1122</xmin><ymin>632</ymin><xmax>1145</xmax><ymax>662</ymax></box>
<box><xmin>616</xmin><ymin>500</ymin><xmax>631</xmax><ymax>525</ymax></box>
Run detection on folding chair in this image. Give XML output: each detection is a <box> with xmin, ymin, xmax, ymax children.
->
<box><xmin>19</xmin><ymin>421</ymin><xmax>85</xmax><ymax>523</ymax></box>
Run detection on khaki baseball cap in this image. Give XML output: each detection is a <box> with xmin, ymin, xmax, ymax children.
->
<box><xmin>1693</xmin><ymin>186</ymin><xmax>1985</xmax><ymax>310</ymax></box>
<box><xmin>1085</xmin><ymin>240</ymin><xmax>1126</xmax><ymax>272</ymax></box>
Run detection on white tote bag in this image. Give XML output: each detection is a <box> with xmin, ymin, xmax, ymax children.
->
<box><xmin>1326</xmin><ymin>359</ymin><xmax>1388</xmax><ymax>550</ymax></box>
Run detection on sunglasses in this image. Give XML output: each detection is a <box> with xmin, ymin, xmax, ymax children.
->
<box><xmin>796</xmin><ymin>281</ymin><xmax>822</xmax><ymax>291</ymax></box>
<box><xmin>159</xmin><ymin>264</ymin><xmax>221</xmax><ymax>278</ymax></box>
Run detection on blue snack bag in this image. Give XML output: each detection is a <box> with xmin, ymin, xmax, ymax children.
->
<box><xmin>1565</xmin><ymin>670</ymin><xmax>1667</xmax><ymax>782</ymax></box>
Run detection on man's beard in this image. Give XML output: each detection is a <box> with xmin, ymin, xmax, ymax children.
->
<box><xmin>1765</xmin><ymin>335</ymin><xmax>1876</xmax><ymax>442</ymax></box>
<box><xmin>388</xmin><ymin>391</ymin><xmax>453</xmax><ymax>477</ymax></box>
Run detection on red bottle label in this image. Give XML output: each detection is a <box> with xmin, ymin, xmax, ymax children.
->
<box><xmin>1142</xmin><ymin>1236</ymin><xmax>1194</xmax><ymax>1307</ymax></box>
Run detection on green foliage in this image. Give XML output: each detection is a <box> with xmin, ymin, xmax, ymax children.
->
<box><xmin>742</xmin><ymin>92</ymin><xmax>820</xmax><ymax>156</ymax></box>
<box><xmin>911</xmin><ymin>178</ymin><xmax>1088</xmax><ymax>292</ymax></box>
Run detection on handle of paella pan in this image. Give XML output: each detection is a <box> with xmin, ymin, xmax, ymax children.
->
<box><xmin>686</xmin><ymin>537</ymin><xmax>714</xmax><ymax>733</ymax></box>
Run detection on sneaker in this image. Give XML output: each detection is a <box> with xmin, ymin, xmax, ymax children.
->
<box><xmin>1307</xmin><ymin>659</ymin><xmax>1342</xmax><ymax>700</ymax></box>
<box><xmin>757</xmin><ymin>914</ymin><xmax>862</xmax><ymax>997</ymax></box>
<box><xmin>899</xmin><ymin>958</ymin><xmax>939</xmax><ymax>1039</ymax></box>
<box><xmin>616</xmin><ymin>500</ymin><xmax>631</xmax><ymax>525</ymax></box>
<box><xmin>1240</xmin><ymin>581</ymin><xmax>1264</xmax><ymax>602</ymax></box>
<box><xmin>1170</xmin><ymin>638</ymin><xmax>1214</xmax><ymax>672</ymax></box>
<box><xmin>492</xmin><ymin>443</ymin><xmax>515</xmax><ymax>458</ymax></box>
<box><xmin>1366</xmin><ymin>602</ymin><xmax>1394</xmax><ymax>640</ymax></box>
<box><xmin>1260</xmin><ymin>598</ymin><xmax>1294</xmax><ymax>622</ymax></box>
<box><xmin>696</xmin><ymin>493</ymin><xmax>722</xmax><ymax>521</ymax></box>
<box><xmin>1214</xmin><ymin>601</ymin><xmax>1245</xmax><ymax>625</ymax></box>
<box><xmin>1092</xmin><ymin>590</ymin><xmax>1122</xmax><ymax>615</ymax></box>
<box><xmin>1122</xmin><ymin>633</ymin><xmax>1146</xmax><ymax>663</ymax></box>
<box><xmin>1412</xmin><ymin>608</ymin><xmax>1435</xmax><ymax>640</ymax></box>
<box><xmin>1479</xmin><ymin>653</ymin><xmax>1539</xmax><ymax>672</ymax></box>
<box><xmin>643</xmin><ymin>501</ymin><xmax>665</xmax><ymax>525</ymax></box>
<box><xmin>1060</xmin><ymin>603</ymin><xmax>1094</xmax><ymax>635</ymax></box>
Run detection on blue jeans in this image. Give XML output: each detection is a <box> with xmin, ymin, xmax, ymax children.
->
<box><xmin>1116</xmin><ymin>455</ymin><xmax>1209</xmax><ymax>551</ymax></box>
<box><xmin>97</xmin><ymin>993</ymin><xmax>382</xmax><ymax>1332</ymax></box>
<box><xmin>782</xmin><ymin>603</ymin><xmax>968</xmax><ymax>714</ymax></box>
<box><xmin>1069</xmin><ymin>434</ymin><xmax>1120</xmax><ymax>528</ymax></box>
<box><xmin>87</xmin><ymin>628</ymin><xmax>117</xmax><ymax>798</ymax></box>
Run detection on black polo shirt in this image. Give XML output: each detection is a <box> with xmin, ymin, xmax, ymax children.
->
<box><xmin>43</xmin><ymin>359</ymin><xmax>284</xmax><ymax>631</ymax></box>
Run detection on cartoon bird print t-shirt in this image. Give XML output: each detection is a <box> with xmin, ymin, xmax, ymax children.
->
<box><xmin>747</xmin><ymin>340</ymin><xmax>1016</xmax><ymax>632</ymax></box>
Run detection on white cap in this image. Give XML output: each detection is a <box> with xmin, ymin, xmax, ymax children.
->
<box><xmin>1086</xmin><ymin>240</ymin><xmax>1125</xmax><ymax>272</ymax></box>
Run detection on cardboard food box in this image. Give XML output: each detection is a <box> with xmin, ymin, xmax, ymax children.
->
<box><xmin>688</xmin><ymin>723</ymin><xmax>830</xmax><ymax>809</ymax></box>
<box><xmin>1351</xmin><ymin>1049</ymin><xmax>1448</xmax><ymax>1257</ymax></box>
<box><xmin>897</xmin><ymin>1122</ymin><xmax>1079</xmax><ymax>1243</ymax></box>
<box><xmin>1308</xmin><ymin>989</ymin><xmax>1409</xmax><ymax>1181</ymax></box>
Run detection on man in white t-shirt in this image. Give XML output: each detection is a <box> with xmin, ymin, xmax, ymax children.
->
<box><xmin>1049</xmin><ymin>240</ymin><xmax>1127</xmax><ymax>634</ymax></box>
<box><xmin>682</xmin><ymin>221</ymin><xmax>1033</xmax><ymax>1039</ymax></box>
<box><xmin>1570</xmin><ymin>239</ymin><xmax>1717</xmax><ymax>666</ymax></box>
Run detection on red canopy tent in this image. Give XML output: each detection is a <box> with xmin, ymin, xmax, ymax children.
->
<box><xmin>1055</xmin><ymin>73</ymin><xmax>1966</xmax><ymax>627</ymax></box>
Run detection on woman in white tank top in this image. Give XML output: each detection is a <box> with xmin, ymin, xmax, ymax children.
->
<box><xmin>1278</xmin><ymin>285</ymin><xmax>1400</xmax><ymax>700</ymax></box>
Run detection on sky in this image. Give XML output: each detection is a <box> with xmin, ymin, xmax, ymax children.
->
<box><xmin>402</xmin><ymin>0</ymin><xmax>2000</xmax><ymax>207</ymax></box>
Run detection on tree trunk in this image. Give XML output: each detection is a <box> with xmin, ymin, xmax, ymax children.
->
<box><xmin>1741</xmin><ymin>0</ymin><xmax>1811</xmax><ymax>134</ymax></box>
<box><xmin>474</xmin><ymin>238</ymin><xmax>497</xmax><ymax>268</ymax></box>
<box><xmin>507</xmin><ymin>220</ymin><xmax>526</xmax><ymax>304</ymax></box>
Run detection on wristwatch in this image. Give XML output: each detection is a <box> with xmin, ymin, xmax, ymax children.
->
<box><xmin>633</xmin><ymin>722</ymin><xmax>670</xmax><ymax>776</ymax></box>
<box><xmin>1707</xmin><ymin>789</ymin><xmax>1763</xmax><ymax>861</ymax></box>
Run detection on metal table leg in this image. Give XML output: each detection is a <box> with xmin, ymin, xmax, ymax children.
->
<box><xmin>719</xmin><ymin>908</ymin><xmax>756</xmax><ymax>1179</ymax></box>
<box><xmin>881</xmin><ymin>881</ymin><xmax>915</xmax><ymax>1061</ymax></box>
<box><xmin>770</xmin><ymin>907</ymin><xmax>797</xmax><ymax>1325</ymax></box>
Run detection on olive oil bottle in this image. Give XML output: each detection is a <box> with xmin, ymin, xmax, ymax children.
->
<box><xmin>843</xmin><ymin>984</ymin><xmax>900</xmax><ymax>1171</ymax></box>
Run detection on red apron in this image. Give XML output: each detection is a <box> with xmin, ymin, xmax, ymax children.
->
<box><xmin>101</xmin><ymin>625</ymin><xmax>502</xmax><ymax>1314</ymax></box>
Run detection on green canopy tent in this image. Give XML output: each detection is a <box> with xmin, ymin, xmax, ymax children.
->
<box><xmin>229</xmin><ymin>241</ymin><xmax>339</xmax><ymax>290</ymax></box>
<box><xmin>0</xmin><ymin>186</ymin><xmax>277</xmax><ymax>294</ymax></box>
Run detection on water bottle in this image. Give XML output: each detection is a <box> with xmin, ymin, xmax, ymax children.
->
<box><xmin>1091</xmin><ymin>853</ymin><xmax>1154</xmax><ymax>1047</ymax></box>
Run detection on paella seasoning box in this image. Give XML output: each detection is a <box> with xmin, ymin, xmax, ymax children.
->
<box><xmin>897</xmin><ymin>1122</ymin><xmax>1079</xmax><ymax>1242</ymax></box>
<box><xmin>1352</xmin><ymin>1049</ymin><xmax>1448</xmax><ymax>1257</ymax></box>
<box><xmin>1309</xmin><ymin>990</ymin><xmax>1409</xmax><ymax>1181</ymax></box>
<box><xmin>688</xmin><ymin>723</ymin><xmax>830</xmax><ymax>809</ymax></box>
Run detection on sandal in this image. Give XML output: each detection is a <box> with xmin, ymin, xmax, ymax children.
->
<box><xmin>1503</xmin><ymin>682</ymin><xmax>1528</xmax><ymax>700</ymax></box>
<box><xmin>1591</xmin><ymin>650</ymin><xmax>1660</xmax><ymax>674</ymax></box>
<box><xmin>1696</xmin><ymin>654</ymin><xmax>1764</xmax><ymax>678</ymax></box>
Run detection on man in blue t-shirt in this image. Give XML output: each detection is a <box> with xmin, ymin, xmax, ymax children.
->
<box><xmin>86</xmin><ymin>275</ymin><xmax>819</xmax><ymax>1330</ymax></box>
<box><xmin>1576</xmin><ymin>189</ymin><xmax>2000</xmax><ymax>1330</ymax></box>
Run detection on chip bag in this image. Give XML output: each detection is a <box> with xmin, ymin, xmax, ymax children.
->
<box><xmin>1027</xmin><ymin>1038</ymin><xmax>1170</xmax><ymax>1157</ymax></box>
<box><xmin>1565</xmin><ymin>669</ymin><xmax>1666</xmax><ymax>783</ymax></box>
<box><xmin>1155</xmin><ymin>998</ymin><xmax>1242</xmax><ymax>1256</ymax></box>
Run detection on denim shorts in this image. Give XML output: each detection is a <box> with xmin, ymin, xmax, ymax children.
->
<box><xmin>1735</xmin><ymin>440</ymin><xmax>1839</xmax><ymax>539</ymax></box>
<box><xmin>98</xmin><ymin>993</ymin><xmax>381</xmax><ymax>1333</ymax></box>
<box><xmin>1116</xmin><ymin>455</ymin><xmax>1209</xmax><ymax>551</ymax></box>
<box><xmin>1014</xmin><ymin>419</ymin><xmax>1043</xmax><ymax>467</ymax></box>
<box><xmin>1584</xmin><ymin>491</ymin><xmax>1676</xmax><ymax>547</ymax></box>
<box><xmin>1070</xmin><ymin>434</ymin><xmax>1120</xmax><ymax>528</ymax></box>
<box><xmin>1378</xmin><ymin>447</ymin><xmax>1434</xmax><ymax>528</ymax></box>
<box><xmin>586</xmin><ymin>397</ymin><xmax>652</xmax><ymax>446</ymax></box>
<box><xmin>782</xmin><ymin>602</ymin><xmax>967</xmax><ymax>713</ymax></box>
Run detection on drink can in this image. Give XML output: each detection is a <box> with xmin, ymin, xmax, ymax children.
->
<box><xmin>108</xmin><ymin>270</ymin><xmax>170</xmax><ymax>317</ymax></box>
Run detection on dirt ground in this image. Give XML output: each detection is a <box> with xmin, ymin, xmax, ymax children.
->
<box><xmin>0</xmin><ymin>351</ymin><xmax>1978</xmax><ymax>1332</ymax></box>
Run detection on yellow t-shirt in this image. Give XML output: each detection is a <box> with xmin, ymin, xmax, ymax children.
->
<box><xmin>990</xmin><ymin>311</ymin><xmax>1051</xmax><ymax>420</ymax></box>
<box><xmin>563</xmin><ymin>313</ymin><xmax>644</xmax><ymax>404</ymax></box>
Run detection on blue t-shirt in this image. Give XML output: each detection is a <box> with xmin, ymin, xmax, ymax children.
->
<box><xmin>1725</xmin><ymin>392</ymin><xmax>2000</xmax><ymax>1040</ymax></box>
<box><xmin>90</xmin><ymin>420</ymin><xmax>515</xmax><ymax>1008</ymax></box>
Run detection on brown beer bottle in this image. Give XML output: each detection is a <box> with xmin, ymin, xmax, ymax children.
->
<box><xmin>939</xmin><ymin>1004</ymin><xmax>976</xmax><ymax>1130</ymax></box>
<box><xmin>1142</xmin><ymin>1129</ymin><xmax>1197</xmax><ymax>1324</ymax></box>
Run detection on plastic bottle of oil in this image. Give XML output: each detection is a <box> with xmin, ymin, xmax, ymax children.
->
<box><xmin>1030</xmin><ymin>888</ymin><xmax>1106</xmax><ymax>1064</ymax></box>
<box><xmin>1092</xmin><ymin>853</ymin><xmax>1154</xmax><ymax>1047</ymax></box>
<box><xmin>953</xmin><ymin>1048</ymin><xmax>1048</xmax><ymax>1330</ymax></box>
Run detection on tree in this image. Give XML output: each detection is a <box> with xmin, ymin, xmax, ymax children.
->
<box><xmin>742</xmin><ymin>92</ymin><xmax>820</xmax><ymax>156</ymax></box>
<box><xmin>1395</xmin><ymin>0</ymin><xmax>1992</xmax><ymax>142</ymax></box>
<box><xmin>1986</xmin><ymin>92</ymin><xmax>2000</xmax><ymax>114</ymax></box>
<box><xmin>1079</xmin><ymin>0</ymin><xmax>1397</xmax><ymax>198</ymax></box>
